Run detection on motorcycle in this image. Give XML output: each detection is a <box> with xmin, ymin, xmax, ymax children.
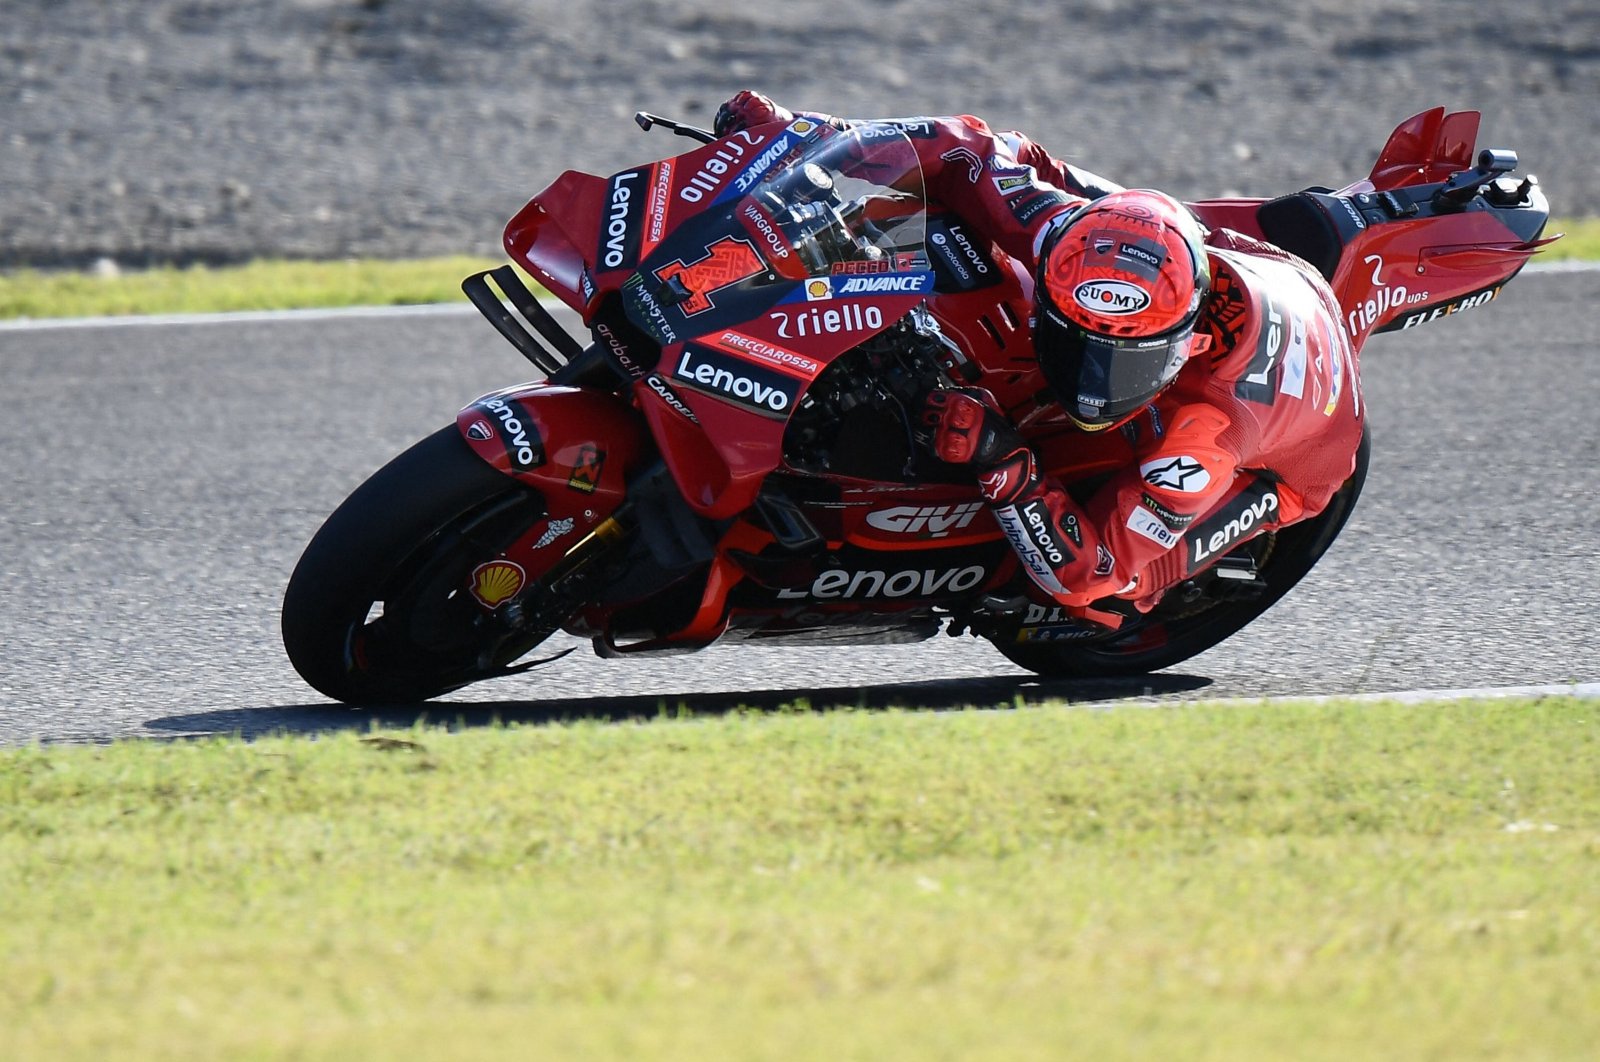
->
<box><xmin>282</xmin><ymin>107</ymin><xmax>1554</xmax><ymax>703</ymax></box>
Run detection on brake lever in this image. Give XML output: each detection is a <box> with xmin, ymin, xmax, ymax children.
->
<box><xmin>634</xmin><ymin>112</ymin><xmax>717</xmax><ymax>144</ymax></box>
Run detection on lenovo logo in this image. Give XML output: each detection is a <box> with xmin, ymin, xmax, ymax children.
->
<box><xmin>777</xmin><ymin>565</ymin><xmax>987</xmax><ymax>600</ymax></box>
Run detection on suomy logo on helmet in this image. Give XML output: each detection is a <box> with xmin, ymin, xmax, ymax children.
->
<box><xmin>1073</xmin><ymin>279</ymin><xmax>1150</xmax><ymax>316</ymax></box>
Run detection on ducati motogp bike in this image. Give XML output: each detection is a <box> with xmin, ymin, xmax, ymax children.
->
<box><xmin>282</xmin><ymin>107</ymin><xmax>1553</xmax><ymax>703</ymax></box>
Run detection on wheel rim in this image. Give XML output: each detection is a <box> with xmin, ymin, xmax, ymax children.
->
<box><xmin>340</xmin><ymin>490</ymin><xmax>545</xmax><ymax>695</ymax></box>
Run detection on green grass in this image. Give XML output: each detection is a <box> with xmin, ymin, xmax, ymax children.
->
<box><xmin>2</xmin><ymin>697</ymin><xmax>1595</xmax><ymax>1060</ymax></box>
<box><xmin>0</xmin><ymin>256</ymin><xmax>500</xmax><ymax>320</ymax></box>
<box><xmin>1544</xmin><ymin>215</ymin><xmax>1600</xmax><ymax>259</ymax></box>
<box><xmin>0</xmin><ymin>216</ymin><xmax>1595</xmax><ymax>322</ymax></box>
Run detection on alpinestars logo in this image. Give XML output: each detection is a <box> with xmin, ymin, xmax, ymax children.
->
<box><xmin>1141</xmin><ymin>455</ymin><xmax>1211</xmax><ymax>493</ymax></box>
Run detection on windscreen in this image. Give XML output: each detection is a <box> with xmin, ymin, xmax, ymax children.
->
<box><xmin>622</xmin><ymin>121</ymin><xmax>931</xmax><ymax>346</ymax></box>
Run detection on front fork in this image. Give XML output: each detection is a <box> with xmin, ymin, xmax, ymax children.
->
<box><xmin>473</xmin><ymin>507</ymin><xmax>636</xmax><ymax>671</ymax></box>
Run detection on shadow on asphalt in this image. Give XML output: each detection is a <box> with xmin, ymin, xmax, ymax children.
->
<box><xmin>147</xmin><ymin>673</ymin><xmax>1214</xmax><ymax>740</ymax></box>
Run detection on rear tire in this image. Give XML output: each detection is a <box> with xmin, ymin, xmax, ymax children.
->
<box><xmin>995</xmin><ymin>429</ymin><xmax>1370</xmax><ymax>678</ymax></box>
<box><xmin>282</xmin><ymin>427</ymin><xmax>548</xmax><ymax>703</ymax></box>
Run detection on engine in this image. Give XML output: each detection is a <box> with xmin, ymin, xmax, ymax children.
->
<box><xmin>782</xmin><ymin>307</ymin><xmax>977</xmax><ymax>482</ymax></box>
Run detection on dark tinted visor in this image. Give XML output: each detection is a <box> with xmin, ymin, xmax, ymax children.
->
<box><xmin>1037</xmin><ymin>307</ymin><xmax>1193</xmax><ymax>429</ymax></box>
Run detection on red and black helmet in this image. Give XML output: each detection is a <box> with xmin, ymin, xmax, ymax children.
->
<box><xmin>1034</xmin><ymin>189</ymin><xmax>1212</xmax><ymax>431</ymax></box>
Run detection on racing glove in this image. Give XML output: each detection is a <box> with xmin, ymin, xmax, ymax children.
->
<box><xmin>922</xmin><ymin>388</ymin><xmax>1122</xmax><ymax>619</ymax></box>
<box><xmin>713</xmin><ymin>91</ymin><xmax>795</xmax><ymax>136</ymax></box>
<box><xmin>922</xmin><ymin>387</ymin><xmax>1034</xmax><ymax>502</ymax></box>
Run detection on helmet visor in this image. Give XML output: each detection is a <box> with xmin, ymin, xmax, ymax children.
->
<box><xmin>1037</xmin><ymin>306</ymin><xmax>1194</xmax><ymax>430</ymax></box>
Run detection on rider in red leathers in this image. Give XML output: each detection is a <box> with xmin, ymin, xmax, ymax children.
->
<box><xmin>714</xmin><ymin>92</ymin><xmax>1367</xmax><ymax>628</ymax></box>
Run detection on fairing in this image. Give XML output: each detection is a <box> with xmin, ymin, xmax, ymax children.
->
<box><xmin>532</xmin><ymin>121</ymin><xmax>941</xmax><ymax>518</ymax></box>
<box><xmin>1189</xmin><ymin>108</ymin><xmax>1554</xmax><ymax>350</ymax></box>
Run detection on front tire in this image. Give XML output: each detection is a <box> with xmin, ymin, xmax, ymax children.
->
<box><xmin>282</xmin><ymin>427</ymin><xmax>548</xmax><ymax>703</ymax></box>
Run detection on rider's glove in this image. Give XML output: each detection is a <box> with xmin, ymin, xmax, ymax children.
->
<box><xmin>713</xmin><ymin>90</ymin><xmax>794</xmax><ymax>136</ymax></box>
<box><xmin>920</xmin><ymin>388</ymin><xmax>1038</xmax><ymax>506</ymax></box>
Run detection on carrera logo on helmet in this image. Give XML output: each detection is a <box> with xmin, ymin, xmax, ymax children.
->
<box><xmin>1073</xmin><ymin>280</ymin><xmax>1150</xmax><ymax>316</ymax></box>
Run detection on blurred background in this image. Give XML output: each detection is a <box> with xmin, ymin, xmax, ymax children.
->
<box><xmin>3</xmin><ymin>0</ymin><xmax>1596</xmax><ymax>270</ymax></box>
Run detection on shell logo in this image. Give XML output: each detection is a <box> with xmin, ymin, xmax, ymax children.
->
<box><xmin>791</xmin><ymin>118</ymin><xmax>816</xmax><ymax>135</ymax></box>
<box><xmin>469</xmin><ymin>560</ymin><xmax>526</xmax><ymax>608</ymax></box>
<box><xmin>804</xmin><ymin>277</ymin><xmax>833</xmax><ymax>301</ymax></box>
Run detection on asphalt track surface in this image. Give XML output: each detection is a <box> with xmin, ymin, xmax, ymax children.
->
<box><xmin>2</xmin><ymin>273</ymin><xmax>1596</xmax><ymax>745</ymax></box>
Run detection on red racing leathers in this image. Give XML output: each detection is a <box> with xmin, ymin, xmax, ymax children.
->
<box><xmin>722</xmin><ymin>94</ymin><xmax>1366</xmax><ymax>622</ymax></box>
<box><xmin>944</xmin><ymin>232</ymin><xmax>1366</xmax><ymax>621</ymax></box>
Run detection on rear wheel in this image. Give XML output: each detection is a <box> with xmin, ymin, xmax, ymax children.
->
<box><xmin>282</xmin><ymin>427</ymin><xmax>550</xmax><ymax>704</ymax></box>
<box><xmin>995</xmin><ymin>430</ymin><xmax>1370</xmax><ymax>678</ymax></box>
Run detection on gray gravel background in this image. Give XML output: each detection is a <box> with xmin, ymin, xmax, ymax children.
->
<box><xmin>3</xmin><ymin>0</ymin><xmax>1597</xmax><ymax>269</ymax></box>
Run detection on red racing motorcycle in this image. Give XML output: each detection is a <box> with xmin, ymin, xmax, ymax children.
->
<box><xmin>282</xmin><ymin>108</ymin><xmax>1553</xmax><ymax>703</ymax></box>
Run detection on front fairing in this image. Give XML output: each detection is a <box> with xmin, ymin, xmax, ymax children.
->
<box><xmin>614</xmin><ymin>121</ymin><xmax>937</xmax><ymax>518</ymax></box>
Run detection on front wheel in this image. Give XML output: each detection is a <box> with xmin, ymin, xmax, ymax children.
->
<box><xmin>282</xmin><ymin>427</ymin><xmax>550</xmax><ymax>704</ymax></box>
<box><xmin>995</xmin><ymin>429</ymin><xmax>1370</xmax><ymax>678</ymax></box>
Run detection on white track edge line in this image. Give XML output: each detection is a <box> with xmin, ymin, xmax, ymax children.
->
<box><xmin>1071</xmin><ymin>680</ymin><xmax>1600</xmax><ymax>709</ymax></box>
<box><xmin>0</xmin><ymin>300</ymin><xmax>481</xmax><ymax>333</ymax></box>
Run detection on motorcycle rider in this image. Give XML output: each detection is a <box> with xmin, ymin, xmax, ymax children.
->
<box><xmin>713</xmin><ymin>92</ymin><xmax>1366</xmax><ymax>627</ymax></box>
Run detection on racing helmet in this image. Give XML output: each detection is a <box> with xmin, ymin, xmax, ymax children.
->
<box><xmin>1034</xmin><ymin>189</ymin><xmax>1212</xmax><ymax>431</ymax></box>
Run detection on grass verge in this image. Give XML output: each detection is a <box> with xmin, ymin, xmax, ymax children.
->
<box><xmin>0</xmin><ymin>217</ymin><xmax>1596</xmax><ymax>322</ymax></box>
<box><xmin>2</xmin><ymin>696</ymin><xmax>1595</xmax><ymax>1060</ymax></box>
<box><xmin>0</xmin><ymin>256</ymin><xmax>501</xmax><ymax>321</ymax></box>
